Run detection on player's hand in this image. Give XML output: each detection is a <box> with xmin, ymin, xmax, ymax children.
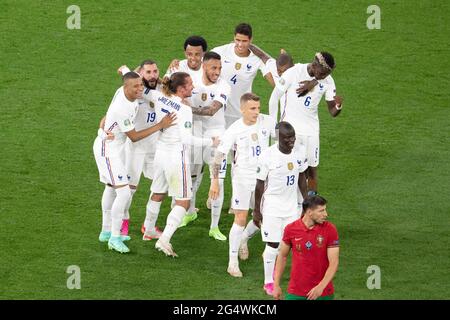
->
<box><xmin>209</xmin><ymin>179</ymin><xmax>220</xmax><ymax>200</ymax></box>
<box><xmin>117</xmin><ymin>65</ymin><xmax>129</xmax><ymax>75</ymax></box>
<box><xmin>334</xmin><ymin>95</ymin><xmax>343</xmax><ymax>109</ymax></box>
<box><xmin>273</xmin><ymin>284</ymin><xmax>283</xmax><ymax>300</ymax></box>
<box><xmin>296</xmin><ymin>79</ymin><xmax>318</xmax><ymax>97</ymax></box>
<box><xmin>252</xmin><ymin>210</ymin><xmax>262</xmax><ymax>229</ymax></box>
<box><xmin>159</xmin><ymin>112</ymin><xmax>177</xmax><ymax>129</ymax></box>
<box><xmin>211</xmin><ymin>136</ymin><xmax>220</xmax><ymax>147</ymax></box>
<box><xmin>168</xmin><ymin>59</ymin><xmax>180</xmax><ymax>72</ymax></box>
<box><xmin>105</xmin><ymin>130</ymin><xmax>115</xmax><ymax>141</ymax></box>
<box><xmin>306</xmin><ymin>285</ymin><xmax>325</xmax><ymax>300</ymax></box>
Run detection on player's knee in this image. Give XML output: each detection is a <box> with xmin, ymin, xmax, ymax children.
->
<box><xmin>115</xmin><ymin>185</ymin><xmax>132</xmax><ymax>201</ymax></box>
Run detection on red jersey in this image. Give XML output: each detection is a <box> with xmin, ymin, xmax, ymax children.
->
<box><xmin>282</xmin><ymin>219</ymin><xmax>339</xmax><ymax>297</ymax></box>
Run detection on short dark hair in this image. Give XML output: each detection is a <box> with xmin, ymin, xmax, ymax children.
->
<box><xmin>276</xmin><ymin>53</ymin><xmax>294</xmax><ymax>69</ymax></box>
<box><xmin>302</xmin><ymin>195</ymin><xmax>327</xmax><ymax>213</ymax></box>
<box><xmin>275</xmin><ymin>121</ymin><xmax>295</xmax><ymax>134</ymax></box>
<box><xmin>203</xmin><ymin>51</ymin><xmax>221</xmax><ymax>62</ymax></box>
<box><xmin>140</xmin><ymin>59</ymin><xmax>157</xmax><ymax>68</ymax></box>
<box><xmin>235</xmin><ymin>23</ymin><xmax>252</xmax><ymax>38</ymax></box>
<box><xmin>319</xmin><ymin>52</ymin><xmax>336</xmax><ymax>69</ymax></box>
<box><xmin>122</xmin><ymin>71</ymin><xmax>141</xmax><ymax>82</ymax></box>
<box><xmin>184</xmin><ymin>36</ymin><xmax>207</xmax><ymax>51</ymax></box>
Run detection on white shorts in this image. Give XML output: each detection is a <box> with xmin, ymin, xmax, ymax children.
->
<box><xmin>231</xmin><ymin>179</ymin><xmax>255</xmax><ymax>211</ymax></box>
<box><xmin>151</xmin><ymin>147</ymin><xmax>192</xmax><ymax>200</ymax></box>
<box><xmin>93</xmin><ymin>137</ymin><xmax>129</xmax><ymax>186</ymax></box>
<box><xmin>261</xmin><ymin>214</ymin><xmax>299</xmax><ymax>243</ymax></box>
<box><xmin>296</xmin><ymin>134</ymin><xmax>320</xmax><ymax>167</ymax></box>
<box><xmin>125</xmin><ymin>142</ymin><xmax>156</xmax><ymax>185</ymax></box>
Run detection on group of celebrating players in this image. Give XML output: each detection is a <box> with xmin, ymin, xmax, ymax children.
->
<box><xmin>93</xmin><ymin>22</ymin><xmax>343</xmax><ymax>299</ymax></box>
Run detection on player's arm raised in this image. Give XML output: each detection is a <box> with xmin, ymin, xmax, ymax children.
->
<box><xmin>249</xmin><ymin>43</ymin><xmax>272</xmax><ymax>64</ymax></box>
<box><xmin>126</xmin><ymin>113</ymin><xmax>177</xmax><ymax>142</ymax></box>
<box><xmin>191</xmin><ymin>100</ymin><xmax>223</xmax><ymax>117</ymax></box>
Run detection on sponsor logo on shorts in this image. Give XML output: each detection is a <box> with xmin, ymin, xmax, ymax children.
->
<box><xmin>264</xmin><ymin>231</ymin><xmax>269</xmax><ymax>237</ymax></box>
<box><xmin>234</xmin><ymin>199</ymin><xmax>240</xmax><ymax>205</ymax></box>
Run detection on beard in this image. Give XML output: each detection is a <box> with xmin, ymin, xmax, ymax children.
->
<box><xmin>143</xmin><ymin>78</ymin><xmax>158</xmax><ymax>90</ymax></box>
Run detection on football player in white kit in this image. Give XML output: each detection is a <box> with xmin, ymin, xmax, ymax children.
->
<box><xmin>212</xmin><ymin>23</ymin><xmax>274</xmax><ymax>241</ymax></box>
<box><xmin>115</xmin><ymin>60</ymin><xmax>162</xmax><ymax>238</ymax></box>
<box><xmin>212</xmin><ymin>23</ymin><xmax>272</xmax><ymax>129</ymax></box>
<box><xmin>253</xmin><ymin>121</ymin><xmax>308</xmax><ymax>295</ymax></box>
<box><xmin>180</xmin><ymin>51</ymin><xmax>231</xmax><ymax>241</ymax></box>
<box><xmin>164</xmin><ymin>35</ymin><xmax>207</xmax><ymax>85</ymax></box>
<box><xmin>141</xmin><ymin>72</ymin><xmax>218</xmax><ymax>257</ymax></box>
<box><xmin>164</xmin><ymin>36</ymin><xmax>208</xmax><ymax>224</ymax></box>
<box><xmin>93</xmin><ymin>72</ymin><xmax>175</xmax><ymax>253</ymax></box>
<box><xmin>209</xmin><ymin>93</ymin><xmax>276</xmax><ymax>277</ymax></box>
<box><xmin>269</xmin><ymin>52</ymin><xmax>344</xmax><ymax>196</ymax></box>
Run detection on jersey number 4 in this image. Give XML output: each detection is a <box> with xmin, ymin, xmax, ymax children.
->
<box><xmin>230</xmin><ymin>75</ymin><xmax>237</xmax><ymax>85</ymax></box>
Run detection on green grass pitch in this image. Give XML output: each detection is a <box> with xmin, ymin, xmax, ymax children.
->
<box><xmin>0</xmin><ymin>0</ymin><xmax>449</xmax><ymax>299</ymax></box>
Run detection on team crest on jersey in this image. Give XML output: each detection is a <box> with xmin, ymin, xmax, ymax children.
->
<box><xmin>316</xmin><ymin>235</ymin><xmax>324</xmax><ymax>248</ymax></box>
<box><xmin>246</xmin><ymin>64</ymin><xmax>252</xmax><ymax>71</ymax></box>
<box><xmin>235</xmin><ymin>63</ymin><xmax>241</xmax><ymax>70</ymax></box>
<box><xmin>287</xmin><ymin>162</ymin><xmax>294</xmax><ymax>170</ymax></box>
<box><xmin>201</xmin><ymin>93</ymin><xmax>207</xmax><ymax>101</ymax></box>
<box><xmin>184</xmin><ymin>121</ymin><xmax>192</xmax><ymax>128</ymax></box>
<box><xmin>297</xmin><ymin>160</ymin><xmax>302</xmax><ymax>166</ymax></box>
<box><xmin>261</xmin><ymin>129</ymin><xmax>267</xmax><ymax>136</ymax></box>
<box><xmin>319</xmin><ymin>83</ymin><xmax>324</xmax><ymax>90</ymax></box>
<box><xmin>251</xmin><ymin>133</ymin><xmax>258</xmax><ymax>141</ymax></box>
<box><xmin>118</xmin><ymin>175</ymin><xmax>123</xmax><ymax>181</ymax></box>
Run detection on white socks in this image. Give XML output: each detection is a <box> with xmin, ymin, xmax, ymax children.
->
<box><xmin>160</xmin><ymin>205</ymin><xmax>186</xmax><ymax>243</ymax></box>
<box><xmin>123</xmin><ymin>187</ymin><xmax>136</xmax><ymax>220</ymax></box>
<box><xmin>110</xmin><ymin>186</ymin><xmax>131</xmax><ymax>237</ymax></box>
<box><xmin>210</xmin><ymin>178</ymin><xmax>224</xmax><ymax>229</ymax></box>
<box><xmin>241</xmin><ymin>219</ymin><xmax>260</xmax><ymax>245</ymax></box>
<box><xmin>101</xmin><ymin>185</ymin><xmax>116</xmax><ymax>232</ymax></box>
<box><xmin>263</xmin><ymin>245</ymin><xmax>279</xmax><ymax>284</ymax></box>
<box><xmin>229</xmin><ymin>223</ymin><xmax>245</xmax><ymax>265</ymax></box>
<box><xmin>144</xmin><ymin>199</ymin><xmax>162</xmax><ymax>232</ymax></box>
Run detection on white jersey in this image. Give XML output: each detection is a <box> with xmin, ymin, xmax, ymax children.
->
<box><xmin>256</xmin><ymin>144</ymin><xmax>308</xmax><ymax>217</ymax></box>
<box><xmin>129</xmin><ymin>84</ymin><xmax>162</xmax><ymax>153</ymax></box>
<box><xmin>190</xmin><ymin>77</ymin><xmax>231</xmax><ymax>132</ymax></box>
<box><xmin>212</xmin><ymin>43</ymin><xmax>269</xmax><ymax>120</ymax></box>
<box><xmin>144</xmin><ymin>90</ymin><xmax>210</xmax><ymax>154</ymax></box>
<box><xmin>218</xmin><ymin>114</ymin><xmax>276</xmax><ymax>186</ymax></box>
<box><xmin>276</xmin><ymin>63</ymin><xmax>336</xmax><ymax>136</ymax></box>
<box><xmin>164</xmin><ymin>59</ymin><xmax>203</xmax><ymax>86</ymax></box>
<box><xmin>102</xmin><ymin>87</ymin><xmax>138</xmax><ymax>157</ymax></box>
